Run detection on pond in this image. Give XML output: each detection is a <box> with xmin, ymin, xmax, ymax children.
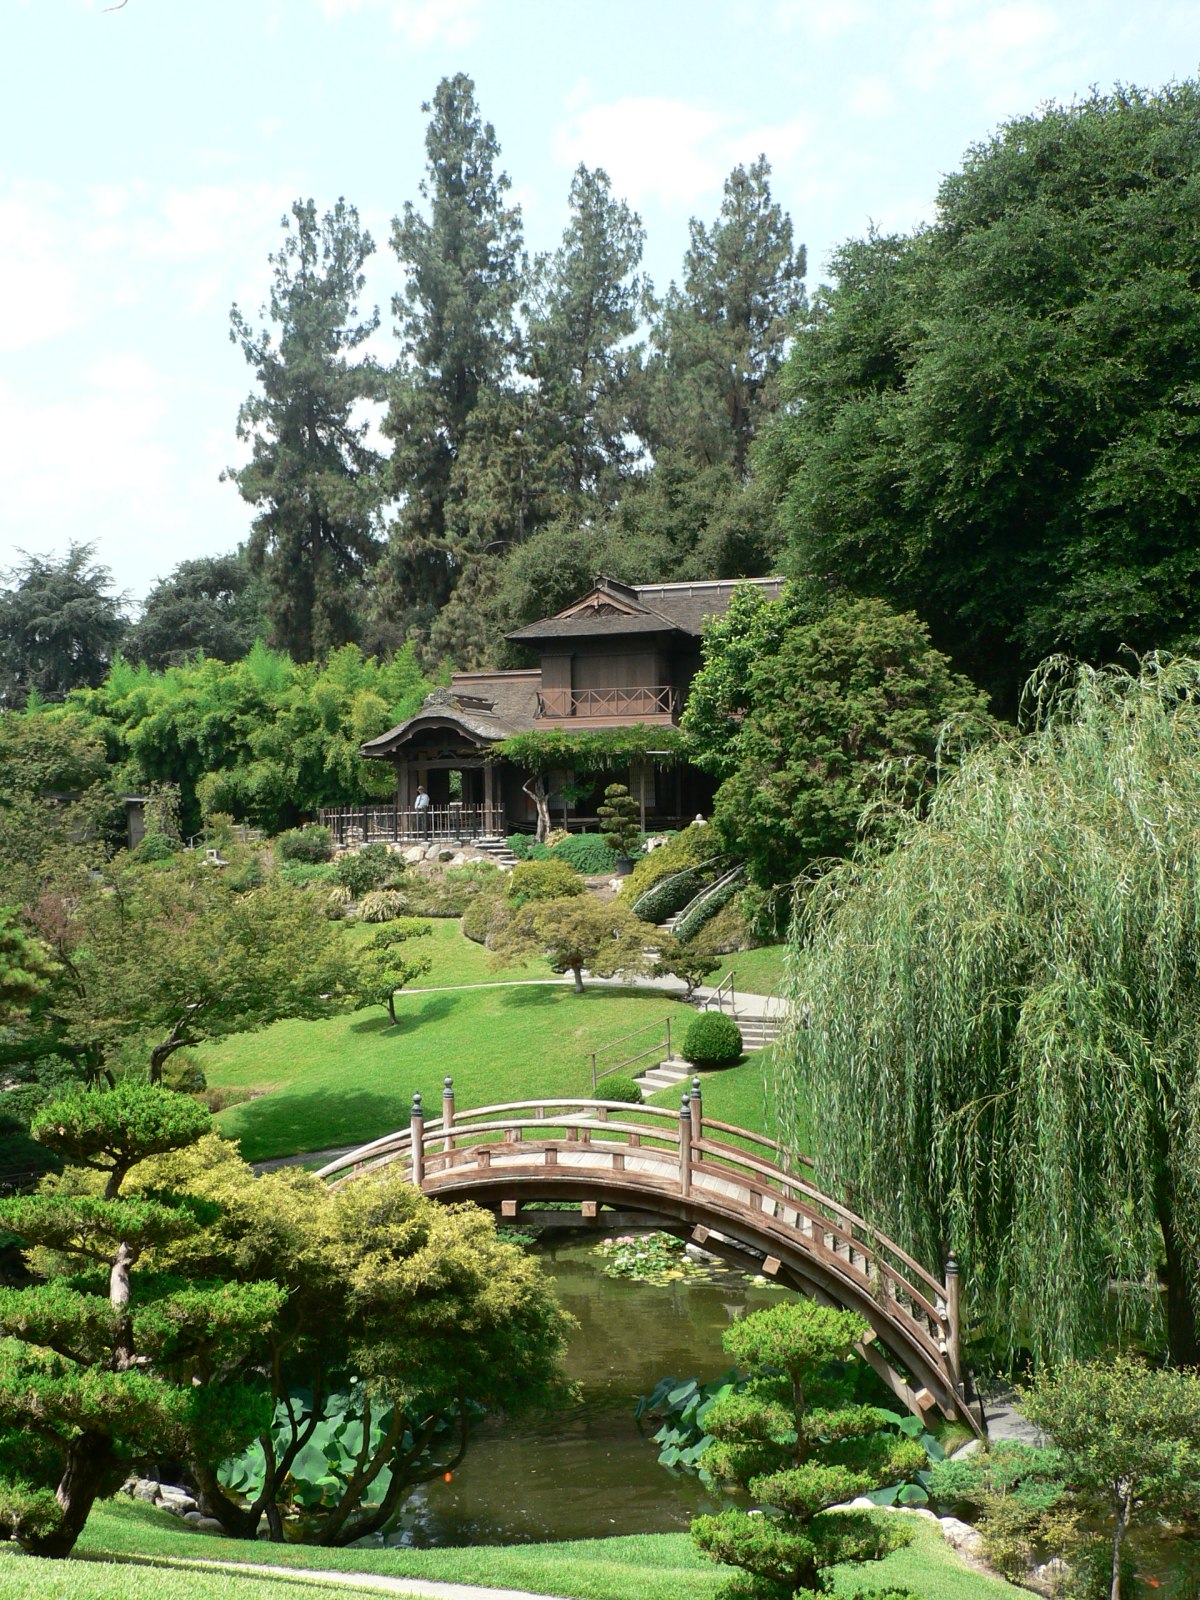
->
<box><xmin>382</xmin><ymin>1232</ymin><xmax>786</xmax><ymax>1547</ymax></box>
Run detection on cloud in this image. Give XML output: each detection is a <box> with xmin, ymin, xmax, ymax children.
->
<box><xmin>0</xmin><ymin>184</ymin><xmax>84</xmax><ymax>353</ymax></box>
<box><xmin>0</xmin><ymin>178</ymin><xmax>293</xmax><ymax>358</ymax></box>
<box><xmin>554</xmin><ymin>97</ymin><xmax>811</xmax><ymax>210</ymax></box>
<box><xmin>316</xmin><ymin>0</ymin><xmax>482</xmax><ymax>46</ymax></box>
<box><xmin>847</xmin><ymin>76</ymin><xmax>899</xmax><ymax>119</ymax></box>
<box><xmin>903</xmin><ymin>1</ymin><xmax>1064</xmax><ymax>97</ymax></box>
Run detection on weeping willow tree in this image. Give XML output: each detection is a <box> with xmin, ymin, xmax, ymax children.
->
<box><xmin>777</xmin><ymin>656</ymin><xmax>1200</xmax><ymax>1369</ymax></box>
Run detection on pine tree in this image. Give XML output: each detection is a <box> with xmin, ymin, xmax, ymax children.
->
<box><xmin>377</xmin><ymin>74</ymin><xmax>524</xmax><ymax>636</ymax></box>
<box><xmin>525</xmin><ymin>164</ymin><xmax>648</xmax><ymax>498</ymax></box>
<box><xmin>0</xmin><ymin>1082</ymin><xmax>280</xmax><ymax>1557</ymax></box>
<box><xmin>652</xmin><ymin>158</ymin><xmax>805</xmax><ymax>477</ymax></box>
<box><xmin>227</xmin><ymin>198</ymin><xmax>385</xmax><ymax>663</ymax></box>
<box><xmin>692</xmin><ymin>1300</ymin><xmax>924</xmax><ymax>1600</ymax></box>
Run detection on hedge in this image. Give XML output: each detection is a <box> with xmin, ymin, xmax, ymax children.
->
<box><xmin>673</xmin><ymin>869</ymin><xmax>745</xmax><ymax>944</ymax></box>
<box><xmin>632</xmin><ymin>863</ymin><xmax>714</xmax><ymax>924</ymax></box>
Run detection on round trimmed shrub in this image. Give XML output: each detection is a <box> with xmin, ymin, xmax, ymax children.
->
<box><xmin>681</xmin><ymin>1011</ymin><xmax>743</xmax><ymax>1068</ymax></box>
<box><xmin>506</xmin><ymin>857</ymin><xmax>585</xmax><ymax>906</ymax></box>
<box><xmin>599</xmin><ymin>1075</ymin><xmax>643</xmax><ymax>1105</ymax></box>
<box><xmin>133</xmin><ymin>831</ymin><xmax>177</xmax><ymax>863</ymax></box>
<box><xmin>274</xmin><ymin>824</ymin><xmax>333</xmax><ymax>865</ymax></box>
<box><xmin>334</xmin><ymin>843</ymin><xmax>399</xmax><ymax>898</ymax></box>
<box><xmin>357</xmin><ymin>888</ymin><xmax>410</xmax><ymax>924</ymax></box>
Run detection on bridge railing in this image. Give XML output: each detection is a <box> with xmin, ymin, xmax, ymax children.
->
<box><xmin>315</xmin><ymin>1084</ymin><xmax>958</xmax><ymax>1374</ymax></box>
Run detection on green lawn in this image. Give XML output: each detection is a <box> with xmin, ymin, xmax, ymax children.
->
<box><xmin>205</xmin><ymin>977</ymin><xmax>687</xmax><ymax>1163</ymax></box>
<box><xmin>649</xmin><ymin>1051</ymin><xmax>782</xmax><ymax>1143</ymax></box>
<box><xmin>201</xmin><ymin>919</ymin><xmax>793</xmax><ymax>1164</ymax></box>
<box><xmin>48</xmin><ymin>1497</ymin><xmax>1023</xmax><ymax>1600</ymax></box>
<box><xmin>343</xmin><ymin>914</ymin><xmax>553</xmax><ymax>988</ymax></box>
<box><xmin>708</xmin><ymin>943</ymin><xmax>791</xmax><ymax>998</ymax></box>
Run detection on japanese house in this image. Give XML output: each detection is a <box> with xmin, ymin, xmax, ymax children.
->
<box><xmin>319</xmin><ymin>575</ymin><xmax>783</xmax><ymax>845</ymax></box>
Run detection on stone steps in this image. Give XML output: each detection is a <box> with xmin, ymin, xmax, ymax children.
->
<box><xmin>473</xmin><ymin>835</ymin><xmax>519</xmax><ymax>869</ymax></box>
<box><xmin>636</xmin><ymin>1057</ymin><xmax>693</xmax><ymax>1094</ymax></box>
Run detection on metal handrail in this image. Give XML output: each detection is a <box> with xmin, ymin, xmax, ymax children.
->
<box><xmin>586</xmin><ymin>1016</ymin><xmax>673</xmax><ymax>1091</ymax></box>
<box><xmin>707</xmin><ymin>971</ymin><xmax>736</xmax><ymax>1016</ymax></box>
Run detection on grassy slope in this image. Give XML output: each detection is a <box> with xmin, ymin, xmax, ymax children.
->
<box><xmin>708</xmin><ymin>943</ymin><xmax>790</xmax><ymax>998</ymax></box>
<box><xmin>647</xmin><ymin>1049</ymin><xmax>810</xmax><ymax>1151</ymax></box>
<box><xmin>204</xmin><ymin>918</ymin><xmax>686</xmax><ymax>1161</ymax></box>
<box><xmin>55</xmin><ymin>1500</ymin><xmax>1022</xmax><ymax>1600</ymax></box>
<box><xmin>340</xmin><ymin>915</ymin><xmax>551</xmax><ymax>988</ymax></box>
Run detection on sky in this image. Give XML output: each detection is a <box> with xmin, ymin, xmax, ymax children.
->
<box><xmin>3</xmin><ymin>0</ymin><xmax>1200</xmax><ymax>608</ymax></box>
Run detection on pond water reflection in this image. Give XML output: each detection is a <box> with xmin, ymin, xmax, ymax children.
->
<box><xmin>384</xmin><ymin>1233</ymin><xmax>785</xmax><ymax>1547</ymax></box>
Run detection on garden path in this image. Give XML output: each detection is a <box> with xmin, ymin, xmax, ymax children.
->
<box><xmin>102</xmin><ymin>1553</ymin><xmax>571</xmax><ymax>1600</ymax></box>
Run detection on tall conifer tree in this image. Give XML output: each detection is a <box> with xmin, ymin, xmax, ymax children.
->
<box><xmin>377</xmin><ymin>74</ymin><xmax>523</xmax><ymax>636</ymax></box>
<box><xmin>524</xmin><ymin>164</ymin><xmax>647</xmax><ymax>498</ymax></box>
<box><xmin>652</xmin><ymin>158</ymin><xmax>804</xmax><ymax>477</ymax></box>
<box><xmin>228</xmin><ymin>199</ymin><xmax>385</xmax><ymax>664</ymax></box>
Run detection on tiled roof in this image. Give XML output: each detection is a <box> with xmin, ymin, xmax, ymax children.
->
<box><xmin>360</xmin><ymin>681</ymin><xmax>538</xmax><ymax>759</ymax></box>
<box><xmin>506</xmin><ymin>575</ymin><xmax>784</xmax><ymax>642</ymax></box>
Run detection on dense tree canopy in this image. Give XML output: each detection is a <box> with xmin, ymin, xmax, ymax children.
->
<box><xmin>140</xmin><ymin>1135</ymin><xmax>569</xmax><ymax>1546</ymax></box>
<box><xmin>778</xmin><ymin>657</ymin><xmax>1200</xmax><ymax>1370</ymax></box>
<box><xmin>228</xmin><ymin>198</ymin><xmax>386</xmax><ymax>663</ymax></box>
<box><xmin>67</xmin><ymin>640</ymin><xmax>430</xmax><ymax>834</ymax></box>
<box><xmin>125</xmin><ymin>552</ymin><xmax>265</xmax><ymax>670</ymax></box>
<box><xmin>685</xmin><ymin>589</ymin><xmax>989</xmax><ymax>890</ymax></box>
<box><xmin>765</xmin><ymin>83</ymin><xmax>1200</xmax><ymax>710</ymax></box>
<box><xmin>0</xmin><ymin>545</ymin><xmax>128</xmax><ymax>708</ymax></box>
<box><xmin>17</xmin><ymin>850</ymin><xmax>365</xmax><ymax>1086</ymax></box>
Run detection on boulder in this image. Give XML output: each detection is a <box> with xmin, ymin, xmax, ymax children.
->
<box><xmin>949</xmin><ymin>1437</ymin><xmax>982</xmax><ymax>1459</ymax></box>
<box><xmin>125</xmin><ymin>1478</ymin><xmax>161</xmax><ymax>1504</ymax></box>
<box><xmin>157</xmin><ymin>1487</ymin><xmax>198</xmax><ymax>1516</ymax></box>
<box><xmin>939</xmin><ymin>1515</ymin><xmax>984</xmax><ymax>1559</ymax></box>
<box><xmin>403</xmin><ymin>846</ymin><xmax>426</xmax><ymax>864</ymax></box>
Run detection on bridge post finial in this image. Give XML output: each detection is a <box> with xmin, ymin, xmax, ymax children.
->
<box><xmin>689</xmin><ymin>1076</ymin><xmax>703</xmax><ymax>1146</ymax></box>
<box><xmin>678</xmin><ymin>1092</ymin><xmax>692</xmax><ymax>1198</ymax></box>
<box><xmin>410</xmin><ymin>1091</ymin><xmax>426</xmax><ymax>1191</ymax></box>
<box><xmin>443</xmin><ymin>1077</ymin><xmax>456</xmax><ymax>1155</ymax></box>
<box><xmin>944</xmin><ymin>1254</ymin><xmax>961</xmax><ymax>1388</ymax></box>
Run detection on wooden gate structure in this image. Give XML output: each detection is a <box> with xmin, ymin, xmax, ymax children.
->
<box><xmin>317</xmin><ymin>1082</ymin><xmax>979</xmax><ymax>1435</ymax></box>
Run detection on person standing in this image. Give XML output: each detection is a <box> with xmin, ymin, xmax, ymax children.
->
<box><xmin>413</xmin><ymin>783</ymin><xmax>431</xmax><ymax>838</ymax></box>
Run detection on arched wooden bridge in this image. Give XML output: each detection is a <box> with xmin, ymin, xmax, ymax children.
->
<box><xmin>317</xmin><ymin>1082</ymin><xmax>978</xmax><ymax>1434</ymax></box>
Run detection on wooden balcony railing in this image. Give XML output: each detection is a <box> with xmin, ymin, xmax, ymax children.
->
<box><xmin>536</xmin><ymin>685</ymin><xmax>681</xmax><ymax>720</ymax></box>
<box><xmin>319</xmin><ymin>805</ymin><xmax>499</xmax><ymax>846</ymax></box>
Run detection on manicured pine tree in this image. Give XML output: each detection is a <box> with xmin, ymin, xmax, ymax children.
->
<box><xmin>228</xmin><ymin>197</ymin><xmax>385</xmax><ymax>663</ymax></box>
<box><xmin>692</xmin><ymin>1300</ymin><xmax>925</xmax><ymax>1600</ymax></box>
<box><xmin>0</xmin><ymin>1081</ymin><xmax>282</xmax><ymax>1557</ymax></box>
